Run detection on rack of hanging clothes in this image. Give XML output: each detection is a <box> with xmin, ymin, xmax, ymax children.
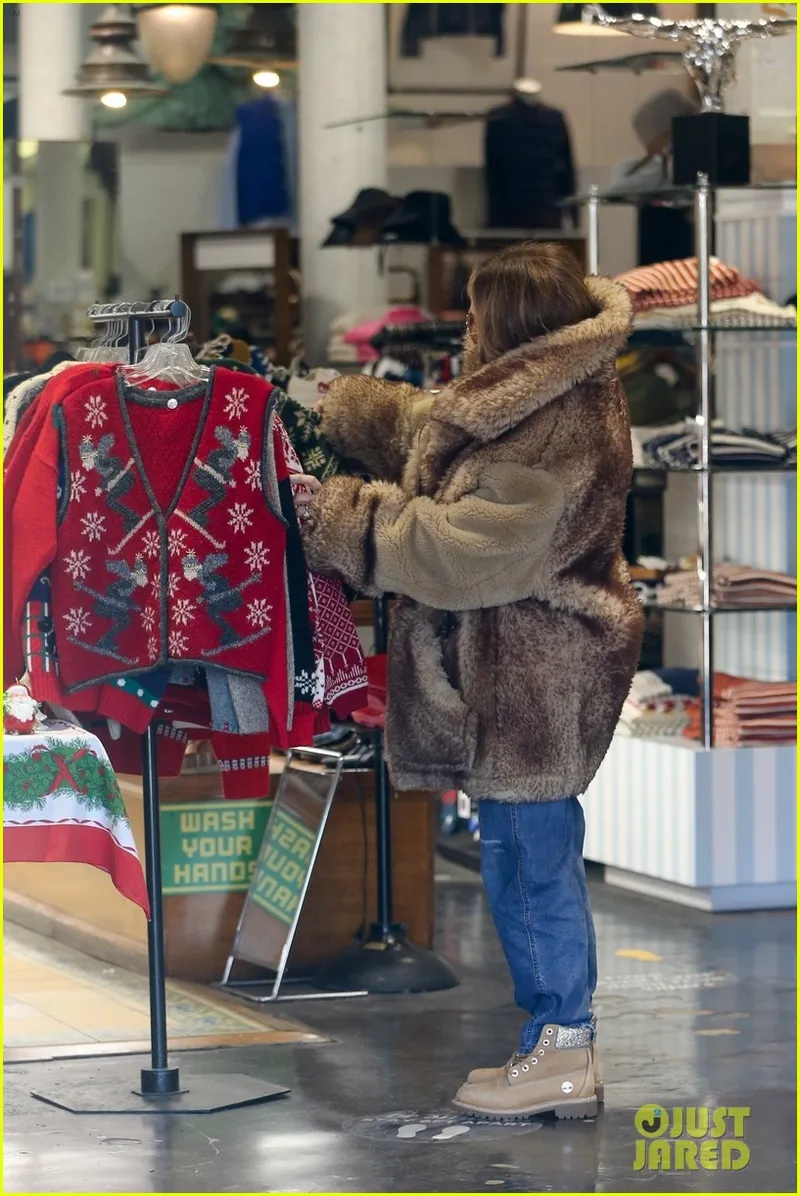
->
<box><xmin>365</xmin><ymin>320</ymin><xmax>466</xmax><ymax>389</ymax></box>
<box><xmin>3</xmin><ymin>297</ymin><xmax>369</xmax><ymax>1113</ymax></box>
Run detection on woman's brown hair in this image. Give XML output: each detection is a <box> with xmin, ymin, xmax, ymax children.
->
<box><xmin>467</xmin><ymin>241</ymin><xmax>597</xmax><ymax>363</ymax></box>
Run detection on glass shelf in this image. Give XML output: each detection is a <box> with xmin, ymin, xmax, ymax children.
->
<box><xmin>556</xmin><ymin>50</ymin><xmax>684</xmax><ymax>75</ymax></box>
<box><xmin>631</xmin><ymin>323</ymin><xmax>796</xmax><ymax>335</ymax></box>
<box><xmin>565</xmin><ymin>180</ymin><xmax>796</xmax><ymax>208</ymax></box>
<box><xmin>644</xmin><ymin>602</ymin><xmax>797</xmax><ymax>615</ymax></box>
<box><xmin>634</xmin><ymin>462</ymin><xmax>796</xmax><ymax>475</ymax></box>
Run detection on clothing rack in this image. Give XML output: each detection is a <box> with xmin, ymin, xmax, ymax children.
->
<box><xmin>370</xmin><ymin>320</ymin><xmax>464</xmax><ymax>353</ymax></box>
<box><xmin>316</xmin><ymin>596</ymin><xmax>459</xmax><ymax>994</ymax></box>
<box><xmin>32</xmin><ymin>298</ymin><xmax>287</xmax><ymax>1115</ymax></box>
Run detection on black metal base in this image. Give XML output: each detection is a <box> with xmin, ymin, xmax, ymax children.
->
<box><xmin>316</xmin><ymin>926</ymin><xmax>459</xmax><ymax>994</ymax></box>
<box><xmin>31</xmin><ymin>1071</ymin><xmax>289</xmax><ymax>1115</ymax></box>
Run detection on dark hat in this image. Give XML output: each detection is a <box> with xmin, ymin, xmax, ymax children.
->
<box><xmin>633</xmin><ymin>89</ymin><xmax>698</xmax><ymax>154</ymax></box>
<box><xmin>380</xmin><ymin>191</ymin><xmax>466</xmax><ymax>248</ymax></box>
<box><xmin>322</xmin><ymin>188</ymin><xmax>399</xmax><ymax>247</ymax></box>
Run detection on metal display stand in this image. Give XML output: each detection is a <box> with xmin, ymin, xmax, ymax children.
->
<box><xmin>581</xmin><ymin>174</ymin><xmax>796</xmax><ymax>748</ymax></box>
<box><xmin>32</xmin><ymin>299</ymin><xmax>288</xmax><ymax>1115</ymax></box>
<box><xmin>220</xmin><ymin>747</ymin><xmax>367</xmax><ymax>1003</ymax></box>
<box><xmin>316</xmin><ymin>598</ymin><xmax>459</xmax><ymax>994</ymax></box>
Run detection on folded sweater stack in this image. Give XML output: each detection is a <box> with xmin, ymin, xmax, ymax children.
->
<box><xmin>657</xmin><ymin>564</ymin><xmax>796</xmax><ymax>609</ymax></box>
<box><xmin>617</xmin><ymin>670</ymin><xmax>692</xmax><ymax>738</ymax></box>
<box><xmin>684</xmin><ymin>676</ymin><xmax>797</xmax><ymax>746</ymax></box>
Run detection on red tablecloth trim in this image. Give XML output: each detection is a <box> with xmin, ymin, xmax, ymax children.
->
<box><xmin>4</xmin><ymin>823</ymin><xmax>150</xmax><ymax>917</ymax></box>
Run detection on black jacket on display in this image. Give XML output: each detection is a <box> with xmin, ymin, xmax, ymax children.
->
<box><xmin>484</xmin><ymin>99</ymin><xmax>578</xmax><ymax>230</ymax></box>
<box><xmin>401</xmin><ymin>4</ymin><xmax>505</xmax><ymax>57</ymax></box>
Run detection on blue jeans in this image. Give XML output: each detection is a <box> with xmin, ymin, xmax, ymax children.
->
<box><xmin>479</xmin><ymin>797</ymin><xmax>596</xmax><ymax>1055</ymax></box>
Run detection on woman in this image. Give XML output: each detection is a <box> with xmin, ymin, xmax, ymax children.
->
<box><xmin>301</xmin><ymin>242</ymin><xmax>644</xmax><ymax>1121</ymax></box>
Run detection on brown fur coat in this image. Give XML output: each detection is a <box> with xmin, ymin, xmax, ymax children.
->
<box><xmin>303</xmin><ymin>276</ymin><xmax>644</xmax><ymax>801</ymax></box>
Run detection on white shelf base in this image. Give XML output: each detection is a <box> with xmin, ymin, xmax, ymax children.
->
<box><xmin>581</xmin><ymin>736</ymin><xmax>796</xmax><ymax>912</ymax></box>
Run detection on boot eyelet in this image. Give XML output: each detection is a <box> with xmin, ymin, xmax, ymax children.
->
<box><xmin>521</xmin><ymin>1064</ymin><xmax>529</xmax><ymax>1072</ymax></box>
<box><xmin>531</xmin><ymin>1058</ymin><xmax>538</xmax><ymax>1065</ymax></box>
<box><xmin>510</xmin><ymin>1068</ymin><xmax>519</xmax><ymax>1077</ymax></box>
<box><xmin>538</xmin><ymin>1049</ymin><xmax>545</xmax><ymax>1056</ymax></box>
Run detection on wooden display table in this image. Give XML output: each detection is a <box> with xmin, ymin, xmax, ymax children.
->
<box><xmin>4</xmin><ymin>759</ymin><xmax>438</xmax><ymax>983</ymax></box>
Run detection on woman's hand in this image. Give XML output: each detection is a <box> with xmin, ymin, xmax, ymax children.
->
<box><xmin>290</xmin><ymin>473</ymin><xmax>321</xmax><ymax>521</ymax></box>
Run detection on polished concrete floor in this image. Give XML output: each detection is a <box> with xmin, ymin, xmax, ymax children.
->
<box><xmin>4</xmin><ymin>862</ymin><xmax>795</xmax><ymax>1193</ymax></box>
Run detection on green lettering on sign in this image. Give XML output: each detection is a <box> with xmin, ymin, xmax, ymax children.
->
<box><xmin>160</xmin><ymin>800</ymin><xmax>271</xmax><ymax>894</ymax></box>
<box><xmin>250</xmin><ymin>807</ymin><xmax>316</xmax><ymax>925</ymax></box>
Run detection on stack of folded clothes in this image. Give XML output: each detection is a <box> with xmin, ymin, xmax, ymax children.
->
<box><xmin>616</xmin><ymin>257</ymin><xmax>796</xmax><ymax>329</ymax></box>
<box><xmin>638</xmin><ymin>420</ymin><xmax>795</xmax><ymax>469</ymax></box>
<box><xmin>684</xmin><ymin>675</ymin><xmax>797</xmax><ymax>745</ymax></box>
<box><xmin>657</xmin><ymin>563</ymin><xmax>796</xmax><ymax>609</ymax></box>
<box><xmin>328</xmin><ymin>306</ymin><xmax>432</xmax><ymax>364</ymax></box>
<box><xmin>617</xmin><ymin>670</ymin><xmax>693</xmax><ymax>738</ymax></box>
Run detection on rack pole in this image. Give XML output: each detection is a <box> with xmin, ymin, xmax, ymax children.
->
<box><xmin>372</xmin><ymin>597</ymin><xmax>393</xmax><ymax>936</ymax></box>
<box><xmin>587</xmin><ymin>185</ymin><xmax>600</xmax><ymax>275</ymax></box>
<box><xmin>695</xmin><ymin>174</ymin><xmax>714</xmax><ymax>751</ymax></box>
<box><xmin>129</xmin><ymin>313</ymin><xmax>180</xmax><ymax>1095</ymax></box>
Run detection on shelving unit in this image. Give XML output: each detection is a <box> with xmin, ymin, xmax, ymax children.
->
<box><xmin>575</xmin><ymin>176</ymin><xmax>796</xmax><ymax>911</ymax></box>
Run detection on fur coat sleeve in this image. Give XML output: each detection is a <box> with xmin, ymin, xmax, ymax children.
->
<box><xmin>301</xmin><ymin>464</ymin><xmax>566</xmax><ymax>611</ymax></box>
<box><xmin>319</xmin><ymin>375</ymin><xmax>434</xmax><ymax>483</ymax></box>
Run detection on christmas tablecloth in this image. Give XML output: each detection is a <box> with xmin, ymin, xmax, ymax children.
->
<box><xmin>3</xmin><ymin>724</ymin><xmax>150</xmax><ymax>915</ymax></box>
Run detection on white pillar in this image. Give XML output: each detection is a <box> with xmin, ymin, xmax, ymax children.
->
<box><xmin>298</xmin><ymin>3</ymin><xmax>388</xmax><ymax>363</ymax></box>
<box><xmin>19</xmin><ymin>3</ymin><xmax>87</xmax><ymax>142</ymax></box>
<box><xmin>19</xmin><ymin>3</ymin><xmax>89</xmax><ymax>337</ymax></box>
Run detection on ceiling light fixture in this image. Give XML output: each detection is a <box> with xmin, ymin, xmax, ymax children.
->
<box><xmin>63</xmin><ymin>4</ymin><xmax>167</xmax><ymax>103</ymax></box>
<box><xmin>136</xmin><ymin>4</ymin><xmax>218</xmax><ymax>85</ymax></box>
<box><xmin>555</xmin><ymin>4</ymin><xmax>661</xmax><ymax>35</ymax></box>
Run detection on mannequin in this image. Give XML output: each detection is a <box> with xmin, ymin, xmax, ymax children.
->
<box><xmin>484</xmin><ymin>79</ymin><xmax>577</xmax><ymax>230</ymax></box>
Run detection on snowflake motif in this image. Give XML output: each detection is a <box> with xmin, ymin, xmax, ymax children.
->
<box><xmin>168</xmin><ymin>629</ymin><xmax>189</xmax><ymax>656</ymax></box>
<box><xmin>63</xmin><ymin>606</ymin><xmax>91</xmax><ymax>636</ymax></box>
<box><xmin>244</xmin><ymin>541</ymin><xmax>270</xmax><ymax>572</ymax></box>
<box><xmin>224</xmin><ymin>387</ymin><xmax>249</xmax><ymax>420</ymax></box>
<box><xmin>295</xmin><ymin>669</ymin><xmax>316</xmax><ymax>697</ymax></box>
<box><xmin>150</xmin><ymin>573</ymin><xmax>162</xmax><ymax>600</ymax></box>
<box><xmin>147</xmin><ymin>635</ymin><xmax>158</xmax><ymax>660</ymax></box>
<box><xmin>167</xmin><ymin>573</ymin><xmax>181</xmax><ymax>599</ymax></box>
<box><xmin>70</xmin><ymin>471</ymin><xmax>87</xmax><ymax>503</ymax></box>
<box><xmin>141</xmin><ymin>606</ymin><xmax>157</xmax><ymax>633</ymax></box>
<box><xmin>247</xmin><ymin>598</ymin><xmax>272</xmax><ymax>630</ymax></box>
<box><xmin>305</xmin><ymin>447</ymin><xmax>327</xmax><ymax>473</ymax></box>
<box><xmin>168</xmin><ymin>527</ymin><xmax>188</xmax><ymax>556</ymax></box>
<box><xmin>172</xmin><ymin>598</ymin><xmax>195</xmax><ymax>627</ymax></box>
<box><xmin>229</xmin><ymin>502</ymin><xmax>254</xmax><ymax>535</ymax></box>
<box><xmin>80</xmin><ymin>511</ymin><xmax>106</xmax><ymax>542</ymax></box>
<box><xmin>65</xmin><ymin>549</ymin><xmax>91</xmax><ymax>582</ymax></box>
<box><xmin>142</xmin><ymin>529</ymin><xmax>160</xmax><ymax>559</ymax></box>
<box><xmin>84</xmin><ymin>394</ymin><xmax>108</xmax><ymax>430</ymax></box>
<box><xmin>244</xmin><ymin>459</ymin><xmax>261</xmax><ymax>491</ymax></box>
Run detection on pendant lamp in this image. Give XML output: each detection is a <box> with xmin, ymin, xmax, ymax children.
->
<box><xmin>555</xmin><ymin>4</ymin><xmax>661</xmax><ymax>35</ymax></box>
<box><xmin>210</xmin><ymin>2</ymin><xmax>295</xmax><ymax>81</ymax></box>
<box><xmin>63</xmin><ymin>5</ymin><xmax>167</xmax><ymax>107</ymax></box>
<box><xmin>136</xmin><ymin>4</ymin><xmax>218</xmax><ymax>85</ymax></box>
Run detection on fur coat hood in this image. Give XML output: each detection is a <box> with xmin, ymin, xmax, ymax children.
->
<box><xmin>304</xmin><ymin>277</ymin><xmax>644</xmax><ymax>801</ymax></box>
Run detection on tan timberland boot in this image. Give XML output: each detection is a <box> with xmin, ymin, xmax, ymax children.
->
<box><xmin>453</xmin><ymin>1024</ymin><xmax>597</xmax><ymax>1120</ymax></box>
<box><xmin>466</xmin><ymin>1039</ymin><xmax>604</xmax><ymax>1103</ymax></box>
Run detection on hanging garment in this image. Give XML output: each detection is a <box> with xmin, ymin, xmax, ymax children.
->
<box><xmin>401</xmin><ymin>4</ymin><xmax>506</xmax><ymax>57</ymax></box>
<box><xmin>7</xmin><ymin>360</ymin><xmax>367</xmax><ymax>780</ymax></box>
<box><xmin>227</xmin><ymin>96</ymin><xmax>291</xmax><ymax>227</ymax></box>
<box><xmin>13</xmin><ymin>368</ymin><xmax>289</xmax><ymax>692</ymax></box>
<box><xmin>484</xmin><ymin>99</ymin><xmax>576</xmax><ymax>230</ymax></box>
